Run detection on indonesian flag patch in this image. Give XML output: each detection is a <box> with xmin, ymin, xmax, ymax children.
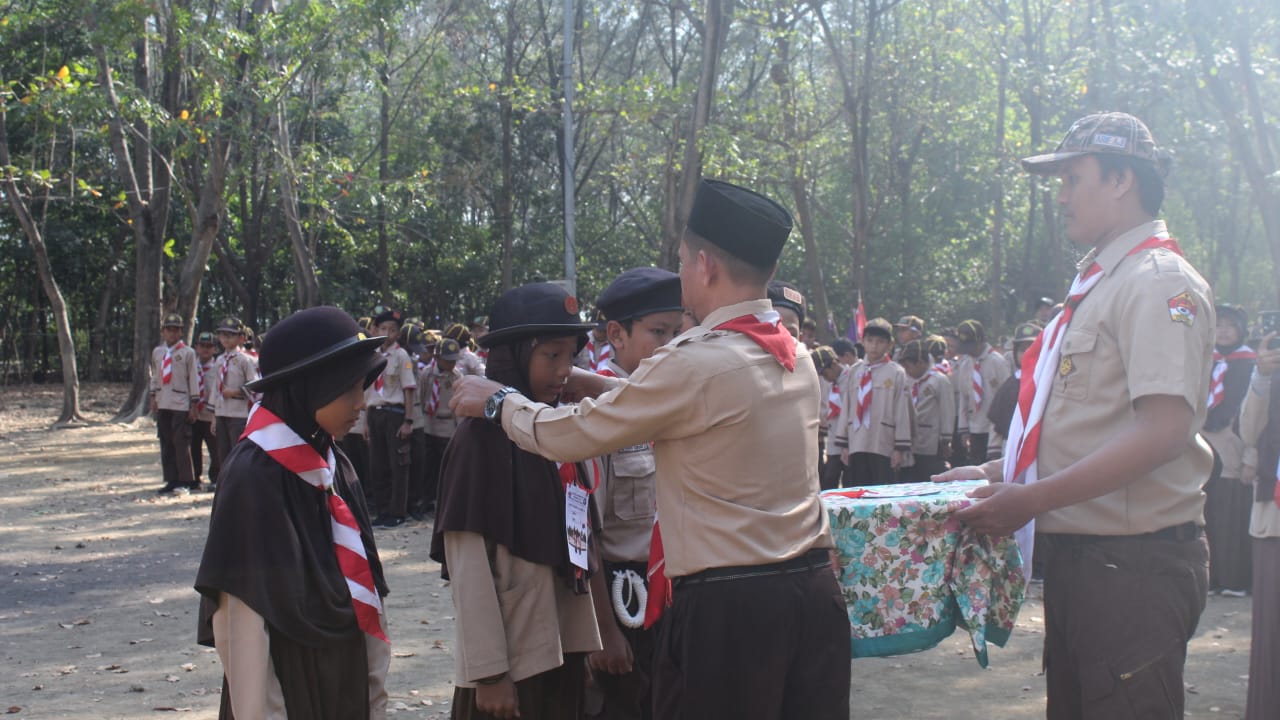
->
<box><xmin>1167</xmin><ymin>292</ymin><xmax>1197</xmax><ymax>326</ymax></box>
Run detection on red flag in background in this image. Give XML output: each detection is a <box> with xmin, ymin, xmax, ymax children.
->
<box><xmin>846</xmin><ymin>291</ymin><xmax>867</xmax><ymax>342</ymax></box>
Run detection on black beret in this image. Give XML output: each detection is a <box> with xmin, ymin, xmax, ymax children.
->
<box><xmin>596</xmin><ymin>268</ymin><xmax>682</xmax><ymax>323</ymax></box>
<box><xmin>686</xmin><ymin>179</ymin><xmax>792</xmax><ymax>269</ymax></box>
<box><xmin>767</xmin><ymin>281</ymin><xmax>805</xmax><ymax>325</ymax></box>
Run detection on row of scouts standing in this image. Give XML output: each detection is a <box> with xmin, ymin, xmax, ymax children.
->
<box><xmin>183</xmin><ymin>109</ymin><xmax>1279</xmax><ymax>720</ymax></box>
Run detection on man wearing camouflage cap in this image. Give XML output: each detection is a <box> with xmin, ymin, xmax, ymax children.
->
<box><xmin>940</xmin><ymin>112</ymin><xmax>1215</xmax><ymax>719</ymax></box>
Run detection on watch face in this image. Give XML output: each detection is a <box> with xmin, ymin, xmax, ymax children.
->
<box><xmin>484</xmin><ymin>394</ymin><xmax>499</xmax><ymax>420</ymax></box>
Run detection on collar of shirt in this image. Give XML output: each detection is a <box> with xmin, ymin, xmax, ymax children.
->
<box><xmin>1088</xmin><ymin>219</ymin><xmax>1167</xmax><ymax>276</ymax></box>
<box><xmin>696</xmin><ymin>298</ymin><xmax>775</xmax><ymax>333</ymax></box>
<box><xmin>603</xmin><ymin>358</ymin><xmax>631</xmax><ymax>379</ymax></box>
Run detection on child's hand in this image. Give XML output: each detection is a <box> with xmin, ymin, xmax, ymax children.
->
<box><xmin>475</xmin><ymin>675</ymin><xmax>520</xmax><ymax>718</ymax></box>
<box><xmin>589</xmin><ymin>627</ymin><xmax>634</xmax><ymax>675</ymax></box>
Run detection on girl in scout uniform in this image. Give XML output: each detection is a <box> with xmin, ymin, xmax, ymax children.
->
<box><xmin>430</xmin><ymin>283</ymin><xmax>601</xmax><ymax>720</ymax></box>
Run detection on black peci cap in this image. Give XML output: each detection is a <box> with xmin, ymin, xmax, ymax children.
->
<box><xmin>686</xmin><ymin>179</ymin><xmax>793</xmax><ymax>269</ymax></box>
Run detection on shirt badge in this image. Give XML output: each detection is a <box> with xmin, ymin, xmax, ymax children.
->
<box><xmin>1167</xmin><ymin>292</ymin><xmax>1197</xmax><ymax>326</ymax></box>
<box><xmin>1058</xmin><ymin>356</ymin><xmax>1074</xmax><ymax>377</ymax></box>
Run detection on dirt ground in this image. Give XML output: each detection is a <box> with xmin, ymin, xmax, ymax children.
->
<box><xmin>0</xmin><ymin>383</ymin><xmax>1253</xmax><ymax>719</ymax></box>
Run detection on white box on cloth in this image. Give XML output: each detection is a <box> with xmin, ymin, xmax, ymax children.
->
<box><xmin>822</xmin><ymin>480</ymin><xmax>1025</xmax><ymax>666</ymax></box>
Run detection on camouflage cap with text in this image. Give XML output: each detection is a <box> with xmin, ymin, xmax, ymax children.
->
<box><xmin>1021</xmin><ymin>112</ymin><xmax>1162</xmax><ymax>176</ymax></box>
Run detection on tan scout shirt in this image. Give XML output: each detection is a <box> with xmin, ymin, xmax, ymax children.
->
<box><xmin>595</xmin><ymin>360</ymin><xmax>658</xmax><ymax>565</ymax></box>
<box><xmin>909</xmin><ymin>371</ymin><xmax>956</xmax><ymax>456</ymax></box>
<box><xmin>150</xmin><ymin>342</ymin><xmax>200</xmax><ymax>412</ymax></box>
<box><xmin>500</xmin><ymin>298</ymin><xmax>833</xmax><ymax>579</ymax></box>
<box><xmin>955</xmin><ymin>346</ymin><xmax>1011</xmax><ymax>435</ymax></box>
<box><xmin>831</xmin><ymin>359</ymin><xmax>912</xmax><ymax>457</ymax></box>
<box><xmin>1240</xmin><ymin>371</ymin><xmax>1280</xmax><ymax>539</ymax></box>
<box><xmin>1037</xmin><ymin>220</ymin><xmax>1215</xmax><ymax>535</ymax></box>
<box><xmin>367</xmin><ymin>345</ymin><xmax>417</xmax><ymax>407</ymax></box>
<box><xmin>444</xmin><ymin>531</ymin><xmax>601</xmax><ymax>684</ymax></box>
<box><xmin>212</xmin><ymin>350</ymin><xmax>258</xmax><ymax>419</ymax></box>
<box><xmin>420</xmin><ymin>361</ymin><xmax>464</xmax><ymax>438</ymax></box>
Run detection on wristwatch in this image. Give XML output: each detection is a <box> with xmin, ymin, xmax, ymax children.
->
<box><xmin>484</xmin><ymin>386</ymin><xmax>521</xmax><ymax>424</ymax></box>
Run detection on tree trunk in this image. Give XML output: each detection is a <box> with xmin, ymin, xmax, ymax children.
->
<box><xmin>89</xmin><ymin>231</ymin><xmax>126</xmax><ymax>382</ymax></box>
<box><xmin>660</xmin><ymin>0</ymin><xmax>731</xmax><ymax>269</ymax></box>
<box><xmin>989</xmin><ymin>10</ymin><xmax>1009</xmax><ymax>332</ymax></box>
<box><xmin>275</xmin><ymin>96</ymin><xmax>322</xmax><ymax>308</ymax></box>
<box><xmin>377</xmin><ymin>23</ymin><xmax>393</xmax><ymax>299</ymax></box>
<box><xmin>0</xmin><ymin>107</ymin><xmax>86</xmax><ymax>427</ymax></box>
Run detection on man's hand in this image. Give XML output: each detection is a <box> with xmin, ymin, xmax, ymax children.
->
<box><xmin>149</xmin><ymin>396</ymin><xmax>159</xmax><ymax>414</ymax></box>
<box><xmin>839</xmin><ymin>448</ymin><xmax>850</xmax><ymax>465</ymax></box>
<box><xmin>940</xmin><ymin>439</ymin><xmax>952</xmax><ymax>460</ymax></box>
<box><xmin>953</xmin><ymin>482</ymin><xmax>1041</xmax><ymax>537</ymax></box>
<box><xmin>396</xmin><ymin>420</ymin><xmax>413</xmax><ymax>440</ymax></box>
<box><xmin>186</xmin><ymin>407</ymin><xmax>198</xmax><ymax>424</ymax></box>
<box><xmin>475</xmin><ymin>676</ymin><xmax>520</xmax><ymax>718</ymax></box>
<box><xmin>450</xmin><ymin>376</ymin><xmax>506</xmax><ymax>418</ymax></box>
<box><xmin>891</xmin><ymin>450</ymin><xmax>909</xmax><ymax>470</ymax></box>
<box><xmin>589</xmin><ymin>626</ymin><xmax>634</xmax><ymax>675</ymax></box>
<box><xmin>932</xmin><ymin>460</ymin><xmax>996</xmax><ymax>483</ymax></box>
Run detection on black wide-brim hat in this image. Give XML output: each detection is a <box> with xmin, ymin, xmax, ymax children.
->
<box><xmin>246</xmin><ymin>306</ymin><xmax>387</xmax><ymax>393</ymax></box>
<box><xmin>479</xmin><ymin>283</ymin><xmax>596</xmax><ymax>350</ymax></box>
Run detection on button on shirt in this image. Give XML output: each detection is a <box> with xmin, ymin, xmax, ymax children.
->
<box><xmin>501</xmin><ymin>298</ymin><xmax>833</xmax><ymax>578</ymax></box>
<box><xmin>1036</xmin><ymin>220</ymin><xmax>1215</xmax><ymax>535</ymax></box>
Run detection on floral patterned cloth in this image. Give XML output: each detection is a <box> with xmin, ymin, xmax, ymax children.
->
<box><xmin>823</xmin><ymin>480</ymin><xmax>1025</xmax><ymax>667</ymax></box>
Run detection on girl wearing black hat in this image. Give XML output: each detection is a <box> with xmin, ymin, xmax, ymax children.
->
<box><xmin>195</xmin><ymin>307</ymin><xmax>392</xmax><ymax>719</ymax></box>
<box><xmin>430</xmin><ymin>283</ymin><xmax>602</xmax><ymax>720</ymax></box>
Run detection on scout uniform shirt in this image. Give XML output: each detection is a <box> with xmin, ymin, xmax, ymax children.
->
<box><xmin>831</xmin><ymin>358</ymin><xmax>912</xmax><ymax>458</ymax></box>
<box><xmin>955</xmin><ymin>346</ymin><xmax>1011</xmax><ymax>435</ymax></box>
<box><xmin>409</xmin><ymin>360</ymin><xmax>427</xmax><ymax>432</ymax></box>
<box><xmin>420</xmin><ymin>360</ymin><xmax>464</xmax><ymax>439</ymax></box>
<box><xmin>366</xmin><ymin>345</ymin><xmax>417</xmax><ymax>408</ymax></box>
<box><xmin>909</xmin><ymin>370</ymin><xmax>956</xmax><ymax>457</ymax></box>
<box><xmin>596</xmin><ymin>359</ymin><xmax>658</xmax><ymax>565</ymax></box>
<box><xmin>150</xmin><ymin>341</ymin><xmax>200</xmax><ymax>412</ymax></box>
<box><xmin>500</xmin><ymin>298</ymin><xmax>833</xmax><ymax>579</ymax></box>
<box><xmin>212</xmin><ymin>350</ymin><xmax>259</xmax><ymax>419</ymax></box>
<box><xmin>195</xmin><ymin>358</ymin><xmax>217</xmax><ymax>423</ymax></box>
<box><xmin>1037</xmin><ymin>220</ymin><xmax>1215</xmax><ymax>535</ymax></box>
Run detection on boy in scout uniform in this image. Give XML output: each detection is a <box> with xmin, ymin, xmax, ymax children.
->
<box><xmin>942</xmin><ymin>112</ymin><xmax>1214</xmax><ymax>719</ymax></box>
<box><xmin>767</xmin><ymin>280</ymin><xmax>806</xmax><ymax>344</ymax></box>
<box><xmin>892</xmin><ymin>315</ymin><xmax>925</xmax><ymax>361</ymax></box>
<box><xmin>898</xmin><ymin>338</ymin><xmax>955</xmax><ymax>482</ymax></box>
<box><xmin>150</xmin><ymin>313</ymin><xmax>201</xmax><ymax>494</ymax></box>
<box><xmin>832</xmin><ymin>317</ymin><xmax>912</xmax><ymax>486</ymax></box>
<box><xmin>450</xmin><ymin>178</ymin><xmax>849</xmax><ymax>719</ymax></box>
<box><xmin>191</xmin><ymin>331</ymin><xmax>219</xmax><ymax>489</ymax></box>
<box><xmin>416</xmin><ymin>336</ymin><xmax>463</xmax><ymax>517</ymax></box>
<box><xmin>953</xmin><ymin>319</ymin><xmax>1011</xmax><ymax>465</ymax></box>
<box><xmin>211</xmin><ymin>317</ymin><xmax>258</xmax><ymax>470</ymax></box>
<box><xmin>585</xmin><ymin>267</ymin><xmax>684</xmax><ymax>720</ymax></box>
<box><xmin>987</xmin><ymin>322</ymin><xmax>1041</xmax><ymax>442</ymax></box>
<box><xmin>365</xmin><ymin>306</ymin><xmax>417</xmax><ymax>527</ymax></box>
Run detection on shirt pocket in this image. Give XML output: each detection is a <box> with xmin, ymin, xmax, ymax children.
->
<box><xmin>611</xmin><ymin>447</ymin><xmax>656</xmax><ymax>521</ymax></box>
<box><xmin>1053</xmin><ymin>328</ymin><xmax>1097</xmax><ymax>401</ymax></box>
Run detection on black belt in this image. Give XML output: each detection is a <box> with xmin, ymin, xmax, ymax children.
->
<box><xmin>672</xmin><ymin>548</ymin><xmax>831</xmax><ymax>589</ymax></box>
<box><xmin>371</xmin><ymin>404</ymin><xmax>405</xmax><ymax>413</ymax></box>
<box><xmin>1043</xmin><ymin>521</ymin><xmax>1202</xmax><ymax>545</ymax></box>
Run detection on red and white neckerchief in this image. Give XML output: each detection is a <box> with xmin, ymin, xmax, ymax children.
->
<box><xmin>854</xmin><ymin>360</ymin><xmax>888</xmax><ymax>428</ymax></box>
<box><xmin>971</xmin><ymin>355</ymin><xmax>985</xmax><ymax>410</ymax></box>
<box><xmin>590</xmin><ymin>342</ymin><xmax>613</xmax><ymax>373</ymax></box>
<box><xmin>911</xmin><ymin>371</ymin><xmax>936</xmax><ymax>407</ymax></box>
<box><xmin>241</xmin><ymin>404</ymin><xmax>388</xmax><ymax>642</ymax></box>
<box><xmin>424</xmin><ymin>360</ymin><xmax>441</xmax><ymax>417</ymax></box>
<box><xmin>195</xmin><ymin>361</ymin><xmax>210</xmax><ymax>413</ymax></box>
<box><xmin>714</xmin><ymin>310</ymin><xmax>797</xmax><ymax>371</ymax></box>
<box><xmin>161</xmin><ymin>341</ymin><xmax>185</xmax><ymax>385</ymax></box>
<box><xmin>827</xmin><ymin>378</ymin><xmax>842</xmax><ymax>422</ymax></box>
<box><xmin>933</xmin><ymin>358</ymin><xmax>951</xmax><ymax>376</ymax></box>
<box><xmin>1208</xmin><ymin>345</ymin><xmax>1256</xmax><ymax>409</ymax></box>
<box><xmin>1003</xmin><ymin>232</ymin><xmax>1183</xmax><ymax>576</ymax></box>
<box><xmin>218</xmin><ymin>351</ymin><xmax>237</xmax><ymax>397</ymax></box>
<box><xmin>373</xmin><ymin>348</ymin><xmax>391</xmax><ymax>395</ymax></box>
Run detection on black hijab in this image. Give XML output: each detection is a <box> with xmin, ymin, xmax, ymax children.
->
<box><xmin>195</xmin><ymin>354</ymin><xmax>388</xmax><ymax>648</ymax></box>
<box><xmin>430</xmin><ymin>336</ymin><xmax>592</xmax><ymax>591</ymax></box>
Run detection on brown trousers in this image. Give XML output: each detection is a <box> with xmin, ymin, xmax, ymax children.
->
<box><xmin>652</xmin><ymin>557</ymin><xmax>851</xmax><ymax>719</ymax></box>
<box><xmin>191</xmin><ymin>419</ymin><xmax>217</xmax><ymax>484</ymax></box>
<box><xmin>366</xmin><ymin>407</ymin><xmax>410</xmax><ymax>518</ymax></box>
<box><xmin>1246</xmin><ymin>535</ymin><xmax>1280</xmax><ymax>720</ymax></box>
<box><xmin>214</xmin><ymin>416</ymin><xmax>246</xmax><ymax>471</ymax></box>
<box><xmin>1040</xmin><ymin>533</ymin><xmax>1208</xmax><ymax>719</ymax></box>
<box><xmin>451</xmin><ymin>653</ymin><xmax>586</xmax><ymax>720</ymax></box>
<box><xmin>156</xmin><ymin>409</ymin><xmax>195</xmax><ymax>488</ymax></box>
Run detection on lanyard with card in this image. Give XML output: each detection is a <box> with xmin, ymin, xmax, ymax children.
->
<box><xmin>557</xmin><ymin>459</ymin><xmax>600</xmax><ymax>572</ymax></box>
